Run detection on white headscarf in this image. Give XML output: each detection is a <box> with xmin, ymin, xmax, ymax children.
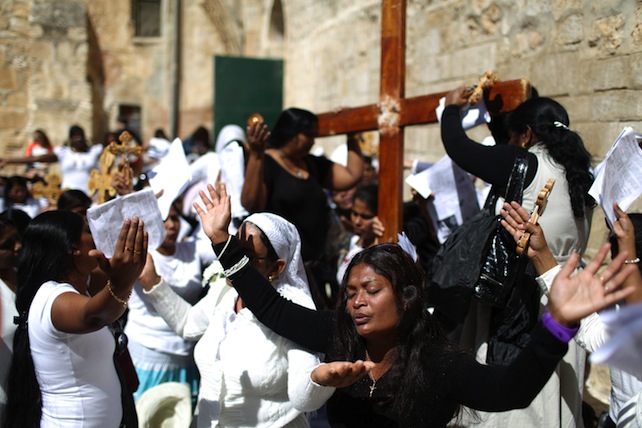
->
<box><xmin>215</xmin><ymin>125</ymin><xmax>248</xmax><ymax>223</ymax></box>
<box><xmin>243</xmin><ymin>213</ymin><xmax>315</xmax><ymax>309</ymax></box>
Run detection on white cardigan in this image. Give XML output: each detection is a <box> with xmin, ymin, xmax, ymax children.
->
<box><xmin>145</xmin><ymin>277</ymin><xmax>334</xmax><ymax>428</ymax></box>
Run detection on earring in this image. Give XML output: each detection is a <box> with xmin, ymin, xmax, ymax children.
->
<box><xmin>268</xmin><ymin>275</ymin><xmax>273</xmax><ymax>282</ymax></box>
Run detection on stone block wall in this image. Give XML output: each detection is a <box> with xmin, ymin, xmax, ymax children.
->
<box><xmin>1</xmin><ymin>0</ymin><xmax>641</xmax><ymax>252</ymax></box>
<box><xmin>279</xmin><ymin>0</ymin><xmax>642</xmax><ymax>256</ymax></box>
<box><xmin>0</xmin><ymin>0</ymin><xmax>92</xmax><ymax>160</ymax></box>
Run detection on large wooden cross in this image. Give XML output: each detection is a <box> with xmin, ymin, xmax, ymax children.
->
<box><xmin>316</xmin><ymin>0</ymin><xmax>531</xmax><ymax>241</ymax></box>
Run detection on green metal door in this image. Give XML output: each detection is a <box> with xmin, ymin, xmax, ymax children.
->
<box><xmin>213</xmin><ymin>55</ymin><xmax>284</xmax><ymax>139</ymax></box>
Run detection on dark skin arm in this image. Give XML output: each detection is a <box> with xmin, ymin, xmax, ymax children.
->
<box><xmin>240</xmin><ymin>121</ymin><xmax>270</xmax><ymax>212</ymax></box>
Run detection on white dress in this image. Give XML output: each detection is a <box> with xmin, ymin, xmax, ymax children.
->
<box><xmin>460</xmin><ymin>143</ymin><xmax>592</xmax><ymax>428</ymax></box>
<box><xmin>0</xmin><ymin>279</ymin><xmax>17</xmax><ymax>422</ymax></box>
<box><xmin>54</xmin><ymin>145</ymin><xmax>103</xmax><ymax>194</ymax></box>
<box><xmin>145</xmin><ymin>276</ymin><xmax>334</xmax><ymax>428</ymax></box>
<box><xmin>29</xmin><ymin>281</ymin><xmax>121</xmax><ymax>427</ymax></box>
<box><xmin>124</xmin><ymin>240</ymin><xmax>203</xmax><ymax>400</ymax></box>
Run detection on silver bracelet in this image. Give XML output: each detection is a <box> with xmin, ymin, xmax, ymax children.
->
<box><xmin>223</xmin><ymin>255</ymin><xmax>249</xmax><ymax>278</ymax></box>
<box><xmin>623</xmin><ymin>257</ymin><xmax>640</xmax><ymax>265</ymax></box>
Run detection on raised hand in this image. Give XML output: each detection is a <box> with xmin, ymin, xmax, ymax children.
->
<box><xmin>362</xmin><ymin>216</ymin><xmax>385</xmax><ymax>248</ymax></box>
<box><xmin>91</xmin><ymin>217</ymin><xmax>148</xmax><ymax>290</ymax></box>
<box><xmin>138</xmin><ymin>253</ymin><xmax>161</xmax><ymax>291</ymax></box>
<box><xmin>246</xmin><ymin>121</ymin><xmax>270</xmax><ymax>156</ymax></box>
<box><xmin>611</xmin><ymin>202</ymin><xmax>642</xmax><ymax>303</ymax></box>
<box><xmin>444</xmin><ymin>86</ymin><xmax>469</xmax><ymax>107</ymax></box>
<box><xmin>112</xmin><ymin>170</ymin><xmax>133</xmax><ymax>196</ymax></box>
<box><xmin>613</xmin><ymin>203</ymin><xmax>636</xmax><ymax>252</ymax></box>
<box><xmin>311</xmin><ymin>360</ymin><xmax>375</xmax><ymax>388</ymax></box>
<box><xmin>500</xmin><ymin>201</ymin><xmax>557</xmax><ymax>273</ymax></box>
<box><xmin>547</xmin><ymin>244</ymin><xmax>636</xmax><ymax>327</ymax></box>
<box><xmin>193</xmin><ymin>183</ymin><xmax>231</xmax><ymax>245</ymax></box>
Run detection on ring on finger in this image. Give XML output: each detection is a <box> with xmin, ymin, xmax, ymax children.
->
<box><xmin>133</xmin><ymin>250</ymin><xmax>142</xmax><ymax>255</ymax></box>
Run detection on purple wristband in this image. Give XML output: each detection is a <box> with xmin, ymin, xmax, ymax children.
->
<box><xmin>542</xmin><ymin>312</ymin><xmax>579</xmax><ymax>343</ymax></box>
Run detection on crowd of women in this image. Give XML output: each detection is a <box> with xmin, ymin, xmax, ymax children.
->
<box><xmin>0</xmin><ymin>88</ymin><xmax>640</xmax><ymax>428</ymax></box>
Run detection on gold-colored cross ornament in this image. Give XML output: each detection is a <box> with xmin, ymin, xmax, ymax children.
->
<box><xmin>88</xmin><ymin>147</ymin><xmax>117</xmax><ymax>204</ymax></box>
<box><xmin>108</xmin><ymin>131</ymin><xmax>143</xmax><ymax>185</ymax></box>
<box><xmin>31</xmin><ymin>173</ymin><xmax>63</xmax><ymax>201</ymax></box>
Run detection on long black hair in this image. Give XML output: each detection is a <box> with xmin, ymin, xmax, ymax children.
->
<box><xmin>3</xmin><ymin>210</ymin><xmax>84</xmax><ymax>428</ymax></box>
<box><xmin>507</xmin><ymin>97</ymin><xmax>594</xmax><ymax>218</ymax></box>
<box><xmin>268</xmin><ymin>108</ymin><xmax>318</xmax><ymax>149</ymax></box>
<box><xmin>334</xmin><ymin>244</ymin><xmax>462</xmax><ymax>424</ymax></box>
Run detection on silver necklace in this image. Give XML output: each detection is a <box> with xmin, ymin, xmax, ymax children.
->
<box><xmin>278</xmin><ymin>150</ymin><xmax>304</xmax><ymax>178</ymax></box>
<box><xmin>365</xmin><ymin>350</ymin><xmax>378</xmax><ymax>398</ymax></box>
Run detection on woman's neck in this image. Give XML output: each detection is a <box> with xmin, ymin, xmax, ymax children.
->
<box><xmin>65</xmin><ymin>270</ymin><xmax>90</xmax><ymax>295</ymax></box>
<box><xmin>365</xmin><ymin>342</ymin><xmax>396</xmax><ymax>363</ymax></box>
<box><xmin>157</xmin><ymin>244</ymin><xmax>176</xmax><ymax>256</ymax></box>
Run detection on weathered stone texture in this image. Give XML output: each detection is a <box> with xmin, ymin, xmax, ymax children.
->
<box><xmin>30</xmin><ymin>1</ymin><xmax>86</xmax><ymax>30</ymax></box>
<box><xmin>0</xmin><ymin>0</ymin><xmax>641</xmax><ymax>246</ymax></box>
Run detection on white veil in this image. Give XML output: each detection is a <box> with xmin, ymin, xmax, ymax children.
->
<box><xmin>243</xmin><ymin>213</ymin><xmax>315</xmax><ymax>310</ymax></box>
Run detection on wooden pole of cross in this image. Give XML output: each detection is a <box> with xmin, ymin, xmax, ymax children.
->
<box><xmin>315</xmin><ymin>0</ymin><xmax>531</xmax><ymax>242</ymax></box>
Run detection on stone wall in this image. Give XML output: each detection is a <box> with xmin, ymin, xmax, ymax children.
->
<box><xmin>0</xmin><ymin>0</ymin><xmax>92</xmax><ymax>157</ymax></box>
<box><xmin>280</xmin><ymin>0</ymin><xmax>642</xmax><ymax>254</ymax></box>
<box><xmin>1</xmin><ymin>0</ymin><xmax>641</xmax><ymax>243</ymax></box>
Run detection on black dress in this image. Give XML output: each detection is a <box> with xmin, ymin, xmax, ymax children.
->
<box><xmin>216</xmin><ymin>238</ymin><xmax>570</xmax><ymax>427</ymax></box>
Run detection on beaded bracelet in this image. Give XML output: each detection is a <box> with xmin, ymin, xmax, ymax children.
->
<box><xmin>107</xmin><ymin>280</ymin><xmax>131</xmax><ymax>307</ymax></box>
<box><xmin>624</xmin><ymin>257</ymin><xmax>640</xmax><ymax>265</ymax></box>
<box><xmin>223</xmin><ymin>255</ymin><xmax>249</xmax><ymax>278</ymax></box>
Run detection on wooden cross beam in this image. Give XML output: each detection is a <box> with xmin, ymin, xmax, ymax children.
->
<box><xmin>315</xmin><ymin>0</ymin><xmax>531</xmax><ymax>241</ymax></box>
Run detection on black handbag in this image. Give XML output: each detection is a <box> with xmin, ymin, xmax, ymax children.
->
<box><xmin>473</xmin><ymin>154</ymin><xmax>529</xmax><ymax>306</ymax></box>
<box><xmin>429</xmin><ymin>154</ymin><xmax>529</xmax><ymax>325</ymax></box>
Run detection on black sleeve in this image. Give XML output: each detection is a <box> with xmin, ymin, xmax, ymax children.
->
<box><xmin>440</xmin><ymin>105</ymin><xmax>538</xmax><ymax>187</ymax></box>
<box><xmin>445</xmin><ymin>321</ymin><xmax>567</xmax><ymax>411</ymax></box>
<box><xmin>214</xmin><ymin>237</ymin><xmax>334</xmax><ymax>354</ymax></box>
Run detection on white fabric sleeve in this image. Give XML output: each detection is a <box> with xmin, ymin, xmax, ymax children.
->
<box><xmin>535</xmin><ymin>264</ymin><xmax>561</xmax><ymax>296</ymax></box>
<box><xmin>575</xmin><ymin>311</ymin><xmax>609</xmax><ymax>353</ymax></box>
<box><xmin>287</xmin><ymin>348</ymin><xmax>335</xmax><ymax>412</ymax></box>
<box><xmin>143</xmin><ymin>278</ymin><xmax>211</xmax><ymax>341</ymax></box>
<box><xmin>337</xmin><ymin>238</ymin><xmax>363</xmax><ymax>284</ymax></box>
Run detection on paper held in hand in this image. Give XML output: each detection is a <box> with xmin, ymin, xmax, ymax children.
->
<box><xmin>87</xmin><ymin>187</ymin><xmax>166</xmax><ymax>258</ymax></box>
<box><xmin>588</xmin><ymin>127</ymin><xmax>642</xmax><ymax>228</ymax></box>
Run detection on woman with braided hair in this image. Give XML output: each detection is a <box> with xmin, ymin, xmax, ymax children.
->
<box><xmin>438</xmin><ymin>88</ymin><xmax>595</xmax><ymax>427</ymax></box>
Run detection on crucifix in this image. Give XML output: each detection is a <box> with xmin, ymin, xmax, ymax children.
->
<box><xmin>31</xmin><ymin>173</ymin><xmax>63</xmax><ymax>201</ymax></box>
<box><xmin>108</xmin><ymin>131</ymin><xmax>143</xmax><ymax>185</ymax></box>
<box><xmin>88</xmin><ymin>147</ymin><xmax>117</xmax><ymax>204</ymax></box>
<box><xmin>315</xmin><ymin>0</ymin><xmax>531</xmax><ymax>241</ymax></box>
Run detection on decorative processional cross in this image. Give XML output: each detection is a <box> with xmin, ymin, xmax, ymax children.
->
<box><xmin>315</xmin><ymin>0</ymin><xmax>532</xmax><ymax>241</ymax></box>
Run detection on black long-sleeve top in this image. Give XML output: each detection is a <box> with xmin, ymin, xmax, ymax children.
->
<box><xmin>215</xmin><ymin>237</ymin><xmax>569</xmax><ymax>427</ymax></box>
<box><xmin>440</xmin><ymin>104</ymin><xmax>538</xmax><ymax>188</ymax></box>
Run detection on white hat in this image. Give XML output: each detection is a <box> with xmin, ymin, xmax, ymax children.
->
<box><xmin>136</xmin><ymin>382</ymin><xmax>192</xmax><ymax>428</ymax></box>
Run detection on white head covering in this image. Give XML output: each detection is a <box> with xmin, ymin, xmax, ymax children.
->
<box><xmin>215</xmin><ymin>125</ymin><xmax>246</xmax><ymax>153</ymax></box>
<box><xmin>215</xmin><ymin>125</ymin><xmax>248</xmax><ymax>225</ymax></box>
<box><xmin>243</xmin><ymin>213</ymin><xmax>315</xmax><ymax>309</ymax></box>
